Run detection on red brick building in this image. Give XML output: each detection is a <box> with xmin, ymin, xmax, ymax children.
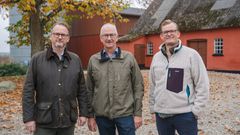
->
<box><xmin>118</xmin><ymin>0</ymin><xmax>240</xmax><ymax>72</ymax></box>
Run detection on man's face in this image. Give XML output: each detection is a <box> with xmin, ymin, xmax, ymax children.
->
<box><xmin>160</xmin><ymin>23</ymin><xmax>180</xmax><ymax>46</ymax></box>
<box><xmin>50</xmin><ymin>25</ymin><xmax>70</xmax><ymax>50</ymax></box>
<box><xmin>100</xmin><ymin>26</ymin><xmax>118</xmax><ymax>50</ymax></box>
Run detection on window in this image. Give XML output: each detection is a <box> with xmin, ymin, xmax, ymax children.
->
<box><xmin>147</xmin><ymin>42</ymin><xmax>153</xmax><ymax>55</ymax></box>
<box><xmin>213</xmin><ymin>38</ymin><xmax>223</xmax><ymax>56</ymax></box>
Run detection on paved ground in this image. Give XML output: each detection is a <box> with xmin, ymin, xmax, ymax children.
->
<box><xmin>0</xmin><ymin>71</ymin><xmax>239</xmax><ymax>135</ymax></box>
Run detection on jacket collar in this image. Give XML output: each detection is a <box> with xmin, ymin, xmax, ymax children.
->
<box><xmin>46</xmin><ymin>47</ymin><xmax>71</xmax><ymax>61</ymax></box>
<box><xmin>160</xmin><ymin>39</ymin><xmax>182</xmax><ymax>56</ymax></box>
<box><xmin>99</xmin><ymin>47</ymin><xmax>122</xmax><ymax>62</ymax></box>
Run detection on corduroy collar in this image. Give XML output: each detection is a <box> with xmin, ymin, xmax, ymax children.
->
<box><xmin>46</xmin><ymin>47</ymin><xmax>71</xmax><ymax>61</ymax></box>
<box><xmin>100</xmin><ymin>47</ymin><xmax>121</xmax><ymax>62</ymax></box>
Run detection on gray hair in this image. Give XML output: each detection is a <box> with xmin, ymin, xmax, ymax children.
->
<box><xmin>100</xmin><ymin>23</ymin><xmax>118</xmax><ymax>36</ymax></box>
<box><xmin>51</xmin><ymin>22</ymin><xmax>70</xmax><ymax>34</ymax></box>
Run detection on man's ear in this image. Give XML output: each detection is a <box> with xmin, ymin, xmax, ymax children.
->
<box><xmin>176</xmin><ymin>31</ymin><xmax>181</xmax><ymax>38</ymax></box>
<box><xmin>66</xmin><ymin>36</ymin><xmax>70</xmax><ymax>42</ymax></box>
<box><xmin>100</xmin><ymin>36</ymin><xmax>104</xmax><ymax>43</ymax></box>
<box><xmin>160</xmin><ymin>33</ymin><xmax>164</xmax><ymax>40</ymax></box>
<box><xmin>116</xmin><ymin>35</ymin><xmax>119</xmax><ymax>42</ymax></box>
<box><xmin>49</xmin><ymin>34</ymin><xmax>53</xmax><ymax>41</ymax></box>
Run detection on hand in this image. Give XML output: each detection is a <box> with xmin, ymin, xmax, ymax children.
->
<box><xmin>25</xmin><ymin>121</ymin><xmax>36</xmax><ymax>133</ymax></box>
<box><xmin>134</xmin><ymin>116</ymin><xmax>142</xmax><ymax>129</ymax></box>
<box><xmin>87</xmin><ymin>118</ymin><xmax>97</xmax><ymax>132</ymax></box>
<box><xmin>78</xmin><ymin>117</ymin><xmax>87</xmax><ymax>126</ymax></box>
<box><xmin>151</xmin><ymin>113</ymin><xmax>156</xmax><ymax>122</ymax></box>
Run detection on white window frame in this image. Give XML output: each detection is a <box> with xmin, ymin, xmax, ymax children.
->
<box><xmin>214</xmin><ymin>38</ymin><xmax>223</xmax><ymax>55</ymax></box>
<box><xmin>147</xmin><ymin>42</ymin><xmax>153</xmax><ymax>55</ymax></box>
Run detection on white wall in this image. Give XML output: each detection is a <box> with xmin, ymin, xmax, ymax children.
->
<box><xmin>0</xmin><ymin>14</ymin><xmax>10</xmax><ymax>53</ymax></box>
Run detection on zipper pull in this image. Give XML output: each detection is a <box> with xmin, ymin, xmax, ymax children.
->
<box><xmin>186</xmin><ymin>85</ymin><xmax>190</xmax><ymax>104</ymax></box>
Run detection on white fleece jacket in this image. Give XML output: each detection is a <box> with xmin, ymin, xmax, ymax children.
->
<box><xmin>149</xmin><ymin>41</ymin><xmax>209</xmax><ymax>117</ymax></box>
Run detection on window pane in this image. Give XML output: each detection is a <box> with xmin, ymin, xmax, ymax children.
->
<box><xmin>147</xmin><ymin>43</ymin><xmax>153</xmax><ymax>55</ymax></box>
<box><xmin>214</xmin><ymin>38</ymin><xmax>223</xmax><ymax>54</ymax></box>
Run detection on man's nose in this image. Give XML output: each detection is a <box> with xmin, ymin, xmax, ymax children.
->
<box><xmin>58</xmin><ymin>35</ymin><xmax>64</xmax><ymax>39</ymax></box>
<box><xmin>106</xmin><ymin>35</ymin><xmax>112</xmax><ymax>39</ymax></box>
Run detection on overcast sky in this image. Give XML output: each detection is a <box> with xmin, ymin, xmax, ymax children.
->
<box><xmin>130</xmin><ymin>0</ymin><xmax>145</xmax><ymax>8</ymax></box>
<box><xmin>0</xmin><ymin>15</ymin><xmax>9</xmax><ymax>53</ymax></box>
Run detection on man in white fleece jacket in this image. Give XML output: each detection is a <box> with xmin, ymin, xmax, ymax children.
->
<box><xmin>149</xmin><ymin>19</ymin><xmax>209</xmax><ymax>135</ymax></box>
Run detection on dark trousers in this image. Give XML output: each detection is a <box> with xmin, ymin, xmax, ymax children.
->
<box><xmin>96</xmin><ymin>115</ymin><xmax>136</xmax><ymax>135</ymax></box>
<box><xmin>34</xmin><ymin>126</ymin><xmax>75</xmax><ymax>135</ymax></box>
<box><xmin>156</xmin><ymin>112</ymin><xmax>198</xmax><ymax>135</ymax></box>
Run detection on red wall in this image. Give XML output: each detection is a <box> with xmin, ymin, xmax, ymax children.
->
<box><xmin>119</xmin><ymin>27</ymin><xmax>240</xmax><ymax>71</ymax></box>
<box><xmin>71</xmin><ymin>14</ymin><xmax>139</xmax><ymax>37</ymax></box>
<box><xmin>118</xmin><ymin>37</ymin><xmax>149</xmax><ymax>67</ymax></box>
<box><xmin>145</xmin><ymin>35</ymin><xmax>161</xmax><ymax>67</ymax></box>
<box><xmin>180</xmin><ymin>28</ymin><xmax>240</xmax><ymax>71</ymax></box>
<box><xmin>69</xmin><ymin>13</ymin><xmax>141</xmax><ymax>68</ymax></box>
<box><xmin>68</xmin><ymin>35</ymin><xmax>102</xmax><ymax>69</ymax></box>
<box><xmin>116</xmin><ymin>15</ymin><xmax>140</xmax><ymax>36</ymax></box>
<box><xmin>118</xmin><ymin>36</ymin><xmax>146</xmax><ymax>54</ymax></box>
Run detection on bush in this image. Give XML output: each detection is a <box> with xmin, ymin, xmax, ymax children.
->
<box><xmin>0</xmin><ymin>63</ymin><xmax>28</xmax><ymax>76</ymax></box>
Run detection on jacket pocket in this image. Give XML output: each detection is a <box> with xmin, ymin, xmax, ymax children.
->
<box><xmin>166</xmin><ymin>68</ymin><xmax>184</xmax><ymax>93</ymax></box>
<box><xmin>36</xmin><ymin>102</ymin><xmax>52</xmax><ymax>124</ymax></box>
<box><xmin>70</xmin><ymin>100</ymin><xmax>78</xmax><ymax>122</ymax></box>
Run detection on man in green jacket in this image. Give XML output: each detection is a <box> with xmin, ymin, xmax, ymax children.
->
<box><xmin>86</xmin><ymin>23</ymin><xmax>144</xmax><ymax>135</ymax></box>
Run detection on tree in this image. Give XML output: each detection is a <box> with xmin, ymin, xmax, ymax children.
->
<box><xmin>0</xmin><ymin>0</ymin><xmax>129</xmax><ymax>55</ymax></box>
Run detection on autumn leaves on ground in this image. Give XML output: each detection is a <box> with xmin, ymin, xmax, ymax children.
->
<box><xmin>0</xmin><ymin>71</ymin><xmax>240</xmax><ymax>135</ymax></box>
<box><xmin>0</xmin><ymin>76</ymin><xmax>22</xmax><ymax>130</ymax></box>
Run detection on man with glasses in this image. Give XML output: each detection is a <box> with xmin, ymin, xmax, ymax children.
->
<box><xmin>22</xmin><ymin>22</ymin><xmax>89</xmax><ymax>135</ymax></box>
<box><xmin>86</xmin><ymin>23</ymin><xmax>144</xmax><ymax>135</ymax></box>
<box><xmin>149</xmin><ymin>19</ymin><xmax>209</xmax><ymax>135</ymax></box>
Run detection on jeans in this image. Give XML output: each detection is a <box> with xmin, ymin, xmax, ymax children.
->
<box><xmin>96</xmin><ymin>115</ymin><xmax>136</xmax><ymax>135</ymax></box>
<box><xmin>156</xmin><ymin>112</ymin><xmax>198</xmax><ymax>135</ymax></box>
<box><xmin>34</xmin><ymin>126</ymin><xmax>74</xmax><ymax>135</ymax></box>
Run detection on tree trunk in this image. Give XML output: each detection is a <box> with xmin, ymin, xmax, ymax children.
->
<box><xmin>29</xmin><ymin>0</ymin><xmax>44</xmax><ymax>56</ymax></box>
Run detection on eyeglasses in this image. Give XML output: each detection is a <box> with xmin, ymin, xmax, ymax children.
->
<box><xmin>162</xmin><ymin>30</ymin><xmax>178</xmax><ymax>35</ymax></box>
<box><xmin>101</xmin><ymin>33</ymin><xmax>117</xmax><ymax>39</ymax></box>
<box><xmin>52</xmin><ymin>33</ymin><xmax>69</xmax><ymax>38</ymax></box>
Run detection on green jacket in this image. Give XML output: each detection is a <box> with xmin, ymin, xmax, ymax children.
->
<box><xmin>86</xmin><ymin>48</ymin><xmax>144</xmax><ymax>119</ymax></box>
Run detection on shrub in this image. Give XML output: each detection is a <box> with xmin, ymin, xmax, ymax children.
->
<box><xmin>0</xmin><ymin>63</ymin><xmax>28</xmax><ymax>76</ymax></box>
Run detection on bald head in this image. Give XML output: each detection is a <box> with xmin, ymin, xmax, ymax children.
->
<box><xmin>100</xmin><ymin>23</ymin><xmax>118</xmax><ymax>36</ymax></box>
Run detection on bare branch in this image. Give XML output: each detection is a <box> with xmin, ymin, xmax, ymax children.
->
<box><xmin>42</xmin><ymin>6</ymin><xmax>62</xmax><ymax>25</ymax></box>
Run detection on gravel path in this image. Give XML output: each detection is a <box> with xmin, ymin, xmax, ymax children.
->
<box><xmin>0</xmin><ymin>71</ymin><xmax>239</xmax><ymax>135</ymax></box>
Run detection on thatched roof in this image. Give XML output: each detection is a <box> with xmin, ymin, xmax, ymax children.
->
<box><xmin>119</xmin><ymin>7</ymin><xmax>145</xmax><ymax>16</ymax></box>
<box><xmin>119</xmin><ymin>0</ymin><xmax>240</xmax><ymax>42</ymax></box>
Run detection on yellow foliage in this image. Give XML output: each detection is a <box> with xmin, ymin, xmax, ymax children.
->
<box><xmin>1</xmin><ymin>0</ymin><xmax>130</xmax><ymax>48</ymax></box>
<box><xmin>25</xmin><ymin>4</ymin><xmax>32</xmax><ymax>11</ymax></box>
<box><xmin>122</xmin><ymin>18</ymin><xmax>129</xmax><ymax>23</ymax></box>
<box><xmin>48</xmin><ymin>0</ymin><xmax>56</xmax><ymax>4</ymax></box>
<box><xmin>42</xmin><ymin>6</ymin><xmax>51</xmax><ymax>13</ymax></box>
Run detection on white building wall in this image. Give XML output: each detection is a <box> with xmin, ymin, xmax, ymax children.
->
<box><xmin>9</xmin><ymin>7</ymin><xmax>31</xmax><ymax>65</ymax></box>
